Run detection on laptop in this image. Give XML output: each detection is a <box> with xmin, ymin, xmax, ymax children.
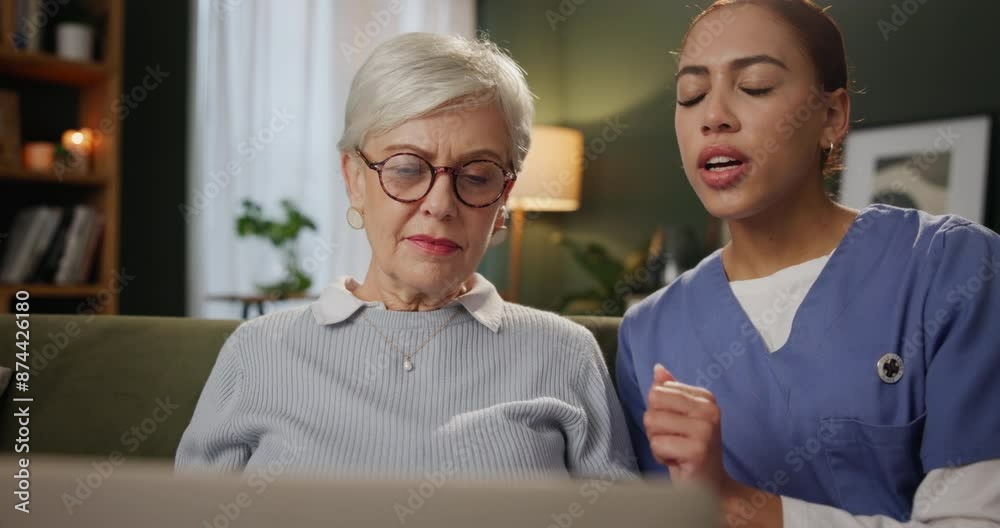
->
<box><xmin>1</xmin><ymin>455</ymin><xmax>720</xmax><ymax>527</ymax></box>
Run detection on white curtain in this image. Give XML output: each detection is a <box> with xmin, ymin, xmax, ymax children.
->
<box><xmin>187</xmin><ymin>0</ymin><xmax>476</xmax><ymax>318</ymax></box>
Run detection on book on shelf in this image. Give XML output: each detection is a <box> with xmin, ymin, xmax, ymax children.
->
<box><xmin>0</xmin><ymin>206</ymin><xmax>61</xmax><ymax>282</ymax></box>
<box><xmin>0</xmin><ymin>204</ymin><xmax>103</xmax><ymax>285</ymax></box>
<box><xmin>13</xmin><ymin>0</ymin><xmax>45</xmax><ymax>52</ymax></box>
<box><xmin>75</xmin><ymin>213</ymin><xmax>105</xmax><ymax>283</ymax></box>
<box><xmin>55</xmin><ymin>206</ymin><xmax>102</xmax><ymax>284</ymax></box>
<box><xmin>29</xmin><ymin>207</ymin><xmax>74</xmax><ymax>283</ymax></box>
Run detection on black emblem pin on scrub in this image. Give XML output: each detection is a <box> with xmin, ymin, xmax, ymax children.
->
<box><xmin>877</xmin><ymin>353</ymin><xmax>904</xmax><ymax>384</ymax></box>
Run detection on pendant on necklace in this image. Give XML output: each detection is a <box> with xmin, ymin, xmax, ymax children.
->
<box><xmin>403</xmin><ymin>357</ymin><xmax>414</xmax><ymax>372</ymax></box>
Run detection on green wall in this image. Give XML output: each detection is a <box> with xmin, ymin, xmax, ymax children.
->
<box><xmin>479</xmin><ymin>0</ymin><xmax>1000</xmax><ymax>310</ymax></box>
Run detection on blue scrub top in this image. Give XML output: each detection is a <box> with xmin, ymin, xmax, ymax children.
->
<box><xmin>616</xmin><ymin>205</ymin><xmax>1000</xmax><ymax>520</ymax></box>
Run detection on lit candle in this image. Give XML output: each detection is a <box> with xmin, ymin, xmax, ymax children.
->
<box><xmin>61</xmin><ymin>128</ymin><xmax>94</xmax><ymax>173</ymax></box>
<box><xmin>62</xmin><ymin>128</ymin><xmax>94</xmax><ymax>155</ymax></box>
<box><xmin>23</xmin><ymin>142</ymin><xmax>56</xmax><ymax>172</ymax></box>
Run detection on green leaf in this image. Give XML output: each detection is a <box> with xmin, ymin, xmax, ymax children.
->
<box><xmin>558</xmin><ymin>236</ymin><xmax>625</xmax><ymax>295</ymax></box>
<box><xmin>236</xmin><ymin>197</ymin><xmax>318</xmax><ymax>291</ymax></box>
<box><xmin>235</xmin><ymin>218</ymin><xmax>252</xmax><ymax>237</ymax></box>
<box><xmin>267</xmin><ymin>223</ymin><xmax>285</xmax><ymax>246</ymax></box>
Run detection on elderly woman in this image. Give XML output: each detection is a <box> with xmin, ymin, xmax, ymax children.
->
<box><xmin>175</xmin><ymin>32</ymin><xmax>636</xmax><ymax>480</ymax></box>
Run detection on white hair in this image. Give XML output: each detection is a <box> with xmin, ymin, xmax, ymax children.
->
<box><xmin>338</xmin><ymin>32</ymin><xmax>535</xmax><ymax>172</ymax></box>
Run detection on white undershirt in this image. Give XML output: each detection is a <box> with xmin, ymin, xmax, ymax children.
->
<box><xmin>730</xmin><ymin>254</ymin><xmax>829</xmax><ymax>352</ymax></box>
<box><xmin>728</xmin><ymin>257</ymin><xmax>1000</xmax><ymax>527</ymax></box>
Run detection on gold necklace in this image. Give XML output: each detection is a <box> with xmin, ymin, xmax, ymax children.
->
<box><xmin>358</xmin><ymin>309</ymin><xmax>462</xmax><ymax>372</ymax></box>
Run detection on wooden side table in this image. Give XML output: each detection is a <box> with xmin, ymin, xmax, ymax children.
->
<box><xmin>206</xmin><ymin>292</ymin><xmax>317</xmax><ymax>319</ymax></box>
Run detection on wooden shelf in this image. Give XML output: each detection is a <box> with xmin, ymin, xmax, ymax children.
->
<box><xmin>0</xmin><ymin>51</ymin><xmax>113</xmax><ymax>86</ymax></box>
<box><xmin>0</xmin><ymin>167</ymin><xmax>108</xmax><ymax>186</ymax></box>
<box><xmin>0</xmin><ymin>284</ymin><xmax>102</xmax><ymax>298</ymax></box>
<box><xmin>0</xmin><ymin>0</ymin><xmax>123</xmax><ymax>315</ymax></box>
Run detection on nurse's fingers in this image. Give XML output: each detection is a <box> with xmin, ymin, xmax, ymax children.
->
<box><xmin>643</xmin><ymin>409</ymin><xmax>713</xmax><ymax>440</ymax></box>
<box><xmin>659</xmin><ymin>380</ymin><xmax>716</xmax><ymax>403</ymax></box>
<box><xmin>647</xmin><ymin>385</ymin><xmax>719</xmax><ymax>421</ymax></box>
<box><xmin>651</xmin><ymin>364</ymin><xmax>715</xmax><ymax>402</ymax></box>
<box><xmin>647</xmin><ymin>365</ymin><xmax>716</xmax><ymax>403</ymax></box>
<box><xmin>649</xmin><ymin>434</ymin><xmax>706</xmax><ymax>468</ymax></box>
<box><xmin>647</xmin><ymin>385</ymin><xmax>704</xmax><ymax>415</ymax></box>
<box><xmin>653</xmin><ymin>363</ymin><xmax>676</xmax><ymax>385</ymax></box>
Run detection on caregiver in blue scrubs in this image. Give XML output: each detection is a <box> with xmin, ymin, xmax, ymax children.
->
<box><xmin>616</xmin><ymin>0</ymin><xmax>1000</xmax><ymax>526</ymax></box>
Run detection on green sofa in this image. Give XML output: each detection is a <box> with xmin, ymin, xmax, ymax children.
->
<box><xmin>0</xmin><ymin>314</ymin><xmax>623</xmax><ymax>460</ymax></box>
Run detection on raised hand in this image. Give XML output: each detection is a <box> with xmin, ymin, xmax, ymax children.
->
<box><xmin>644</xmin><ymin>363</ymin><xmax>730</xmax><ymax>492</ymax></box>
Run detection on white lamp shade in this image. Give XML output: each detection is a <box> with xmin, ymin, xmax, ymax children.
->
<box><xmin>509</xmin><ymin>125</ymin><xmax>584</xmax><ymax>212</ymax></box>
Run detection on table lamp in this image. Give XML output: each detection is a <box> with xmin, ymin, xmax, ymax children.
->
<box><xmin>505</xmin><ymin>125</ymin><xmax>584</xmax><ymax>302</ymax></box>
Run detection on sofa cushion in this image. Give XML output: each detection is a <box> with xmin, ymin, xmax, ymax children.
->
<box><xmin>569</xmin><ymin>315</ymin><xmax>622</xmax><ymax>380</ymax></box>
<box><xmin>0</xmin><ymin>313</ymin><xmax>621</xmax><ymax>460</ymax></box>
<box><xmin>0</xmin><ymin>315</ymin><xmax>239</xmax><ymax>460</ymax></box>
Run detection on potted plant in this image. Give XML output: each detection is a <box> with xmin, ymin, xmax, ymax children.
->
<box><xmin>554</xmin><ymin>234</ymin><xmax>632</xmax><ymax>317</ymax></box>
<box><xmin>554</xmin><ymin>225</ymin><xmax>707</xmax><ymax>316</ymax></box>
<box><xmin>236</xmin><ymin>198</ymin><xmax>317</xmax><ymax>298</ymax></box>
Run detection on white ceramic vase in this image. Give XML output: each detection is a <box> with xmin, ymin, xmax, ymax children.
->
<box><xmin>55</xmin><ymin>22</ymin><xmax>94</xmax><ymax>62</ymax></box>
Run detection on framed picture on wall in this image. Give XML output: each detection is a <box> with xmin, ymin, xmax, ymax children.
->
<box><xmin>0</xmin><ymin>90</ymin><xmax>22</xmax><ymax>169</ymax></box>
<box><xmin>840</xmin><ymin>115</ymin><xmax>992</xmax><ymax>223</ymax></box>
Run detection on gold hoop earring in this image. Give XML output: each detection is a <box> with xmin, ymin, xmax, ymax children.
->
<box><xmin>346</xmin><ymin>207</ymin><xmax>365</xmax><ymax>230</ymax></box>
<box><xmin>490</xmin><ymin>226</ymin><xmax>509</xmax><ymax>247</ymax></box>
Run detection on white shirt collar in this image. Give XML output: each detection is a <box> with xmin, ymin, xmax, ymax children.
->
<box><xmin>309</xmin><ymin>273</ymin><xmax>504</xmax><ymax>333</ymax></box>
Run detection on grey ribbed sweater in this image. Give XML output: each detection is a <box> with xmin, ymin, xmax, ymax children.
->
<box><xmin>175</xmin><ymin>287</ymin><xmax>637</xmax><ymax>481</ymax></box>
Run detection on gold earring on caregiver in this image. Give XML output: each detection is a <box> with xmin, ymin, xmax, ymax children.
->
<box><xmin>347</xmin><ymin>207</ymin><xmax>365</xmax><ymax>229</ymax></box>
